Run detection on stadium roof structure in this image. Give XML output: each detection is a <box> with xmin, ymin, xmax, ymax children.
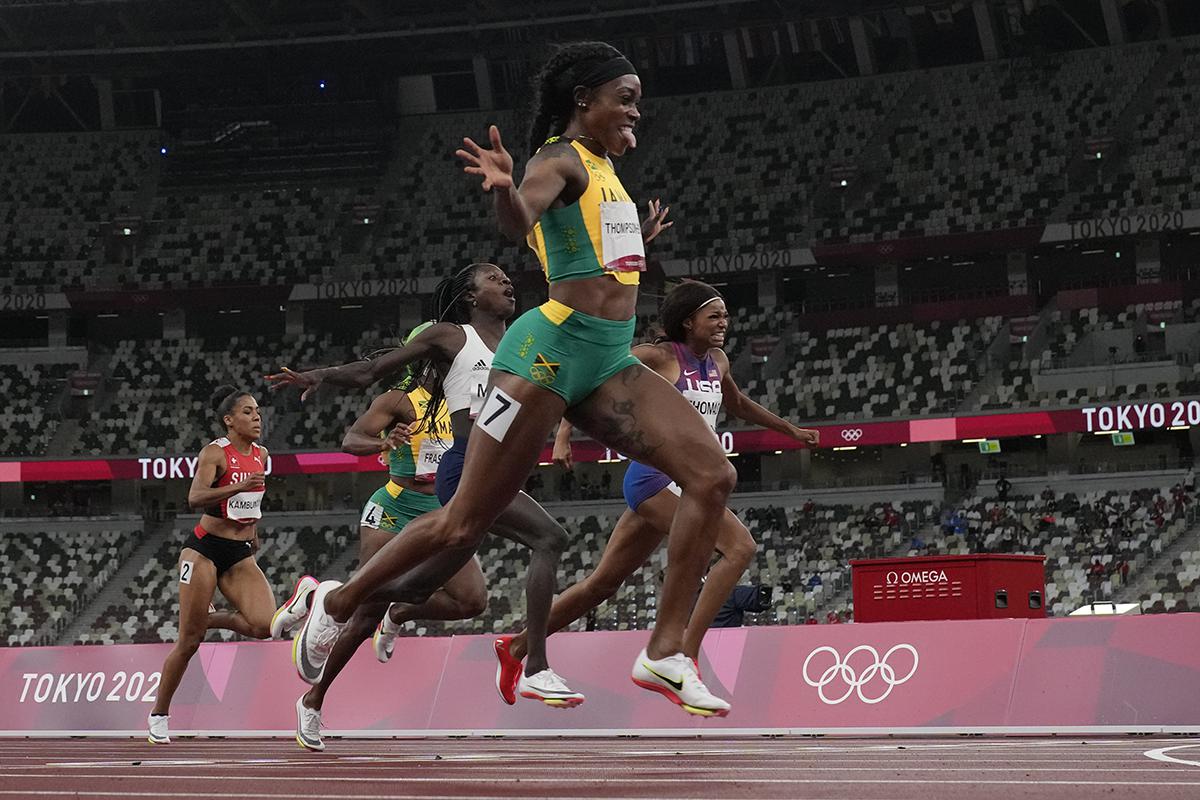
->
<box><xmin>0</xmin><ymin>0</ymin><xmax>961</xmax><ymax>63</ymax></box>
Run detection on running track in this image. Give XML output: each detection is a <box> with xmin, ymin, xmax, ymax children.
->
<box><xmin>2</xmin><ymin>736</ymin><xmax>1200</xmax><ymax>799</ymax></box>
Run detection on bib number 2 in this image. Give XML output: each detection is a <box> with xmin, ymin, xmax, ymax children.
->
<box><xmin>477</xmin><ymin>387</ymin><xmax>522</xmax><ymax>443</ymax></box>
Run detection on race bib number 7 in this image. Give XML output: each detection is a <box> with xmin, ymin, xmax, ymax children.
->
<box><xmin>477</xmin><ymin>387</ymin><xmax>522</xmax><ymax>443</ymax></box>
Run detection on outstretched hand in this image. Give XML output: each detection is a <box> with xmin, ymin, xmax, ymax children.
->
<box><xmin>793</xmin><ymin>427</ymin><xmax>820</xmax><ymax>447</ymax></box>
<box><xmin>455</xmin><ymin>125</ymin><xmax>514</xmax><ymax>192</ymax></box>
<box><xmin>642</xmin><ymin>198</ymin><xmax>674</xmax><ymax>244</ymax></box>
<box><xmin>265</xmin><ymin>367</ymin><xmax>323</xmax><ymax>402</ymax></box>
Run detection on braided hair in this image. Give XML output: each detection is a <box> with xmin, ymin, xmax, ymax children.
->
<box><xmin>413</xmin><ymin>262</ymin><xmax>494</xmax><ymax>437</ymax></box>
<box><xmin>657</xmin><ymin>280</ymin><xmax>724</xmax><ymax>344</ymax></box>
<box><xmin>527</xmin><ymin>41</ymin><xmax>630</xmax><ymax>156</ymax></box>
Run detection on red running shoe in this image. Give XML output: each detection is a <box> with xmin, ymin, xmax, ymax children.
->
<box><xmin>493</xmin><ymin>635</ymin><xmax>522</xmax><ymax>705</ymax></box>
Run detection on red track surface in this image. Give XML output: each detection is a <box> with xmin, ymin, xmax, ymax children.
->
<box><xmin>2</xmin><ymin>736</ymin><xmax>1200</xmax><ymax>799</ymax></box>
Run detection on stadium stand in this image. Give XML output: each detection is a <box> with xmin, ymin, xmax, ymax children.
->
<box><xmin>2</xmin><ymin>523</ymin><xmax>143</xmax><ymax>646</ymax></box>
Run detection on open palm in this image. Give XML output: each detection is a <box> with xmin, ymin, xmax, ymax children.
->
<box><xmin>455</xmin><ymin>125</ymin><xmax>514</xmax><ymax>192</ymax></box>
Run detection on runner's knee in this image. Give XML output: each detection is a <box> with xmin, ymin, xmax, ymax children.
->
<box><xmin>460</xmin><ymin>591</ymin><xmax>488</xmax><ymax>619</ymax></box>
<box><xmin>724</xmin><ymin>532</ymin><xmax>757</xmax><ymax>572</ymax></box>
<box><xmin>679</xmin><ymin>458</ymin><xmax>736</xmax><ymax>502</ymax></box>
<box><xmin>246</xmin><ymin>621</ymin><xmax>271</xmax><ymax>640</ymax></box>
<box><xmin>528</xmin><ymin>523</ymin><xmax>568</xmax><ymax>556</ymax></box>
<box><xmin>175</xmin><ymin>636</ymin><xmax>202</xmax><ymax>657</ymax></box>
<box><xmin>439</xmin><ymin>506</ymin><xmax>489</xmax><ymax>551</ymax></box>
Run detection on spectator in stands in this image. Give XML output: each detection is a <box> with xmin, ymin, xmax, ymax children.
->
<box><xmin>711</xmin><ymin>585</ymin><xmax>771</xmax><ymax>628</ymax></box>
<box><xmin>931</xmin><ymin>453</ymin><xmax>946</xmax><ymax>486</ymax></box>
<box><xmin>1041</xmin><ymin>485</ymin><xmax>1056</xmax><ymax>512</ymax></box>
<box><xmin>1088</xmin><ymin>558</ymin><xmax>1106</xmax><ymax>597</ymax></box>
<box><xmin>808</xmin><ymin>573</ymin><xmax>823</xmax><ymax>589</ymax></box>
<box><xmin>1172</xmin><ymin>483</ymin><xmax>1190</xmax><ymax>514</ymax></box>
<box><xmin>995</xmin><ymin>475</ymin><xmax>1012</xmax><ymax>501</ymax></box>
<box><xmin>825</xmin><ymin>611</ymin><xmax>842</xmax><ymax>624</ymax></box>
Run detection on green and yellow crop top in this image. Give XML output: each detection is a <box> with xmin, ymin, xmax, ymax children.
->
<box><xmin>526</xmin><ymin>139</ymin><xmax>645</xmax><ymax>286</ymax></box>
<box><xmin>387</xmin><ymin>386</ymin><xmax>452</xmax><ymax>483</ymax></box>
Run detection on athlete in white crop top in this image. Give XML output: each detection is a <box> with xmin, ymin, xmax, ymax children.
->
<box><xmin>441</xmin><ymin>324</ymin><xmax>495</xmax><ymax>418</ymax></box>
<box><xmin>268</xmin><ymin>263</ymin><xmax>585</xmax><ymax>735</ymax></box>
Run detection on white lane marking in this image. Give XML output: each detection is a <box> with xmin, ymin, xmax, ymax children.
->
<box><xmin>11</xmin><ymin>762</ymin><xmax>1182</xmax><ymax>773</ymax></box>
<box><xmin>1146</xmin><ymin>744</ymin><xmax>1200</xmax><ymax>768</ymax></box>
<box><xmin>10</xmin><ymin>773</ymin><xmax>1200</xmax><ymax>787</ymax></box>
<box><xmin>15</xmin><ymin>755</ymin><xmax>1168</xmax><ymax>771</ymax></box>
<box><xmin>0</xmin><ymin>793</ymin><xmax>790</xmax><ymax>800</ymax></box>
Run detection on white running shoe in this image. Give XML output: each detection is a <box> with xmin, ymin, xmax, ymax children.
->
<box><xmin>294</xmin><ymin>696</ymin><xmax>324</xmax><ymax>752</ymax></box>
<box><xmin>517</xmin><ymin>668</ymin><xmax>585</xmax><ymax>708</ymax></box>
<box><xmin>372</xmin><ymin>605</ymin><xmax>400</xmax><ymax>663</ymax></box>
<box><xmin>270</xmin><ymin>574</ymin><xmax>319</xmax><ymax>639</ymax></box>
<box><xmin>291</xmin><ymin>580</ymin><xmax>347</xmax><ymax>685</ymax></box>
<box><xmin>147</xmin><ymin>713</ymin><xmax>170</xmax><ymax>744</ymax></box>
<box><xmin>631</xmin><ymin>648</ymin><xmax>730</xmax><ymax>717</ymax></box>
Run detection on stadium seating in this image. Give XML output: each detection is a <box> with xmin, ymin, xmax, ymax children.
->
<box><xmin>1</xmin><ymin>524</ymin><xmax>143</xmax><ymax>646</ymax></box>
<box><xmin>918</xmin><ymin>485</ymin><xmax>1195</xmax><ymax>616</ymax></box>
<box><xmin>0</xmin><ymin>363</ymin><xmax>73</xmax><ymax>456</ymax></box>
<box><xmin>1</xmin><ymin>131</ymin><xmax>156</xmax><ymax>290</ymax></box>
<box><xmin>1064</xmin><ymin>44</ymin><xmax>1200</xmax><ymax>220</ymax></box>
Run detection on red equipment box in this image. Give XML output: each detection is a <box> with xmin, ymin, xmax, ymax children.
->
<box><xmin>850</xmin><ymin>554</ymin><xmax>1046</xmax><ymax>623</ymax></box>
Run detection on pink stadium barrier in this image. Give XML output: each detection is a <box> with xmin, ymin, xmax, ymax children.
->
<box><xmin>2</xmin><ymin>615</ymin><xmax>1198</xmax><ymax>736</ymax></box>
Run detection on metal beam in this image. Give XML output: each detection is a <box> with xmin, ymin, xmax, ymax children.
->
<box><xmin>0</xmin><ymin>11</ymin><xmax>20</xmax><ymax>46</ymax></box>
<box><xmin>0</xmin><ymin>0</ymin><xmax>766</xmax><ymax>59</ymax></box>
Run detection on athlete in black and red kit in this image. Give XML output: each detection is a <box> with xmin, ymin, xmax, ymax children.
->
<box><xmin>147</xmin><ymin>385</ymin><xmax>315</xmax><ymax>744</ymax></box>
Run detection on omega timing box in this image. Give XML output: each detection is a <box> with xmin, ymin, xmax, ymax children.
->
<box><xmin>849</xmin><ymin>554</ymin><xmax>1047</xmax><ymax>623</ymax></box>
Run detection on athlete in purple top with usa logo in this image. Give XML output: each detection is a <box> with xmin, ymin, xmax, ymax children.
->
<box><xmin>502</xmin><ymin>280</ymin><xmax>818</xmax><ymax>709</ymax></box>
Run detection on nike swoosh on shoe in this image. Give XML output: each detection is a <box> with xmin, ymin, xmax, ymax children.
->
<box><xmin>642</xmin><ymin>663</ymin><xmax>684</xmax><ymax>692</ymax></box>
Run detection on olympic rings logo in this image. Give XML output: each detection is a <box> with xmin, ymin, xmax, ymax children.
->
<box><xmin>841</xmin><ymin>428</ymin><xmax>864</xmax><ymax>442</ymax></box>
<box><xmin>802</xmin><ymin>644</ymin><xmax>919</xmax><ymax>705</ymax></box>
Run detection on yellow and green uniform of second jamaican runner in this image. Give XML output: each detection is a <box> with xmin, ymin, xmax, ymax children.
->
<box><xmin>358</xmin><ymin>386</ymin><xmax>451</xmax><ymax>533</ymax></box>
<box><xmin>491</xmin><ymin>137</ymin><xmax>643</xmax><ymax>406</ymax></box>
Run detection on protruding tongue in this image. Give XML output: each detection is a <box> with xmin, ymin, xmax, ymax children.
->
<box><xmin>621</xmin><ymin>127</ymin><xmax>637</xmax><ymax>149</ymax></box>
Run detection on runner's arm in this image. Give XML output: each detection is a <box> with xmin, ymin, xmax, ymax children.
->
<box><xmin>714</xmin><ymin>350</ymin><xmax>818</xmax><ymax>446</ymax></box>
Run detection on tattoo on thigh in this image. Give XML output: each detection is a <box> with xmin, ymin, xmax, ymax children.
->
<box><xmin>597</xmin><ymin>394</ymin><xmax>661</xmax><ymax>461</ymax></box>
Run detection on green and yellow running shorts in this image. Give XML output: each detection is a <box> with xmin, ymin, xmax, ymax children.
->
<box><xmin>358</xmin><ymin>480</ymin><xmax>441</xmax><ymax>533</ymax></box>
<box><xmin>491</xmin><ymin>299</ymin><xmax>638</xmax><ymax>407</ymax></box>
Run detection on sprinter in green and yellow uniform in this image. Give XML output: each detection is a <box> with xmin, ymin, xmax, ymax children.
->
<box><xmin>276</xmin><ymin>42</ymin><xmax>735</xmax><ymax>720</ymax></box>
